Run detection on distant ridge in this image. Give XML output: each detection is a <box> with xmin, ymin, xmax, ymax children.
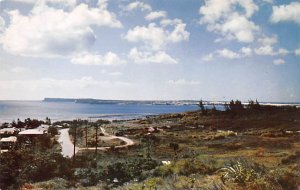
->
<box><xmin>43</xmin><ymin>98</ymin><xmax>300</xmax><ymax>107</ymax></box>
<box><xmin>43</xmin><ymin>98</ymin><xmax>199</xmax><ymax>105</ymax></box>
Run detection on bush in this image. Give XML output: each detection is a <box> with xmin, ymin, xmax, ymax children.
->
<box><xmin>0</xmin><ymin>150</ymin><xmax>73</xmax><ymax>189</ymax></box>
<box><xmin>219</xmin><ymin>160</ymin><xmax>266</xmax><ymax>185</ymax></box>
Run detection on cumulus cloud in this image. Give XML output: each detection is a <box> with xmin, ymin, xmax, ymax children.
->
<box><xmin>0</xmin><ymin>16</ymin><xmax>5</xmax><ymax>32</ymax></box>
<box><xmin>123</xmin><ymin>1</ymin><xmax>152</xmax><ymax>12</ymax></box>
<box><xmin>70</xmin><ymin>52</ymin><xmax>126</xmax><ymax>66</ymax></box>
<box><xmin>255</xmin><ymin>46</ymin><xmax>288</xmax><ymax>56</ymax></box>
<box><xmin>217</xmin><ymin>48</ymin><xmax>241</xmax><ymax>59</ymax></box>
<box><xmin>295</xmin><ymin>48</ymin><xmax>300</xmax><ymax>56</ymax></box>
<box><xmin>255</xmin><ymin>46</ymin><xmax>274</xmax><ymax>55</ymax></box>
<box><xmin>129</xmin><ymin>47</ymin><xmax>178</xmax><ymax>64</ymax></box>
<box><xmin>202</xmin><ymin>47</ymin><xmax>252</xmax><ymax>61</ymax></box>
<box><xmin>145</xmin><ymin>11</ymin><xmax>167</xmax><ymax>21</ymax></box>
<box><xmin>240</xmin><ymin>47</ymin><xmax>252</xmax><ymax>56</ymax></box>
<box><xmin>270</xmin><ymin>2</ymin><xmax>300</xmax><ymax>24</ymax></box>
<box><xmin>199</xmin><ymin>0</ymin><xmax>259</xmax><ymax>43</ymax></box>
<box><xmin>257</xmin><ymin>35</ymin><xmax>278</xmax><ymax>46</ymax></box>
<box><xmin>124</xmin><ymin>21</ymin><xmax>189</xmax><ymax>50</ymax></box>
<box><xmin>273</xmin><ymin>59</ymin><xmax>285</xmax><ymax>65</ymax></box>
<box><xmin>278</xmin><ymin>48</ymin><xmax>289</xmax><ymax>56</ymax></box>
<box><xmin>0</xmin><ymin>2</ymin><xmax>122</xmax><ymax>57</ymax></box>
<box><xmin>167</xmin><ymin>79</ymin><xmax>200</xmax><ymax>85</ymax></box>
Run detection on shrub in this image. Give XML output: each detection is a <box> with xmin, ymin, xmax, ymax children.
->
<box><xmin>219</xmin><ymin>160</ymin><xmax>266</xmax><ymax>185</ymax></box>
<box><xmin>281</xmin><ymin>151</ymin><xmax>300</xmax><ymax>164</ymax></box>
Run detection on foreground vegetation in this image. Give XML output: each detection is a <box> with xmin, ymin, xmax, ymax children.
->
<box><xmin>0</xmin><ymin>101</ymin><xmax>300</xmax><ymax>189</ymax></box>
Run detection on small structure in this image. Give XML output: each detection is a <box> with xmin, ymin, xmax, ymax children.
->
<box><xmin>0</xmin><ymin>127</ymin><xmax>18</xmax><ymax>136</ymax></box>
<box><xmin>18</xmin><ymin>129</ymin><xmax>46</xmax><ymax>136</ymax></box>
<box><xmin>0</xmin><ymin>136</ymin><xmax>17</xmax><ymax>149</ymax></box>
<box><xmin>18</xmin><ymin>124</ymin><xmax>49</xmax><ymax>137</ymax></box>
<box><xmin>37</xmin><ymin>124</ymin><xmax>49</xmax><ymax>132</ymax></box>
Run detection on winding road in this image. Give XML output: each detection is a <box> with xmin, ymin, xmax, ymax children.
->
<box><xmin>82</xmin><ymin>127</ymin><xmax>135</xmax><ymax>150</ymax></box>
<box><xmin>58</xmin><ymin>127</ymin><xmax>134</xmax><ymax>157</ymax></box>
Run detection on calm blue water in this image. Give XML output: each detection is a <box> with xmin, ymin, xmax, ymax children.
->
<box><xmin>0</xmin><ymin>101</ymin><xmax>199</xmax><ymax>123</ymax></box>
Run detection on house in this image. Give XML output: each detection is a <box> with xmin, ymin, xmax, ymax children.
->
<box><xmin>0</xmin><ymin>136</ymin><xmax>17</xmax><ymax>149</ymax></box>
<box><xmin>18</xmin><ymin>124</ymin><xmax>49</xmax><ymax>137</ymax></box>
<box><xmin>18</xmin><ymin>129</ymin><xmax>46</xmax><ymax>136</ymax></box>
<box><xmin>0</xmin><ymin>127</ymin><xmax>18</xmax><ymax>136</ymax></box>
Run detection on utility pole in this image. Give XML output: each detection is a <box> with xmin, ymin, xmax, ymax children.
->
<box><xmin>95</xmin><ymin>124</ymin><xmax>98</xmax><ymax>154</ymax></box>
<box><xmin>85</xmin><ymin>121</ymin><xmax>88</xmax><ymax>147</ymax></box>
<box><xmin>73</xmin><ymin>118</ymin><xmax>77</xmax><ymax>163</ymax></box>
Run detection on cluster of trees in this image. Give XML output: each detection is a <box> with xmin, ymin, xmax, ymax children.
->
<box><xmin>74</xmin><ymin>156</ymin><xmax>159</xmax><ymax>187</ymax></box>
<box><xmin>198</xmin><ymin>99</ymin><xmax>261</xmax><ymax>114</ymax></box>
<box><xmin>0</xmin><ymin>142</ymin><xmax>73</xmax><ymax>189</ymax></box>
<box><xmin>3</xmin><ymin>118</ymin><xmax>50</xmax><ymax>129</ymax></box>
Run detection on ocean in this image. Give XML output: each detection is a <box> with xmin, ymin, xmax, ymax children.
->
<box><xmin>0</xmin><ymin>100</ymin><xmax>200</xmax><ymax>123</ymax></box>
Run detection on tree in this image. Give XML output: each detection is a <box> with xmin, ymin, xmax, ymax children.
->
<box><xmin>198</xmin><ymin>100</ymin><xmax>205</xmax><ymax>112</ymax></box>
<box><xmin>45</xmin><ymin>117</ymin><xmax>51</xmax><ymax>125</ymax></box>
<box><xmin>224</xmin><ymin>102</ymin><xmax>230</xmax><ymax>112</ymax></box>
<box><xmin>48</xmin><ymin>126</ymin><xmax>58</xmax><ymax>136</ymax></box>
<box><xmin>229</xmin><ymin>100</ymin><xmax>244</xmax><ymax>113</ymax></box>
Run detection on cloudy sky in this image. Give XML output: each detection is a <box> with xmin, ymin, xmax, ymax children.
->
<box><xmin>0</xmin><ymin>0</ymin><xmax>299</xmax><ymax>102</ymax></box>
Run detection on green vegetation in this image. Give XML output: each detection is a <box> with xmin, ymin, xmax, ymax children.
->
<box><xmin>0</xmin><ymin>101</ymin><xmax>299</xmax><ymax>189</ymax></box>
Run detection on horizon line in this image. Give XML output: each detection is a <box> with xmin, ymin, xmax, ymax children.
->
<box><xmin>0</xmin><ymin>98</ymin><xmax>300</xmax><ymax>104</ymax></box>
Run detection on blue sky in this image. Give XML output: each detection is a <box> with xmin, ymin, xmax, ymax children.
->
<box><xmin>0</xmin><ymin>0</ymin><xmax>299</xmax><ymax>102</ymax></box>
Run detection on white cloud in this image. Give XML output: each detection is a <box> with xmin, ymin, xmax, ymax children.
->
<box><xmin>168</xmin><ymin>21</ymin><xmax>190</xmax><ymax>43</ymax></box>
<box><xmin>0</xmin><ymin>16</ymin><xmax>5</xmax><ymax>32</ymax></box>
<box><xmin>123</xmin><ymin>1</ymin><xmax>152</xmax><ymax>12</ymax></box>
<box><xmin>217</xmin><ymin>48</ymin><xmax>241</xmax><ymax>59</ymax></box>
<box><xmin>271</xmin><ymin>2</ymin><xmax>300</xmax><ymax>24</ymax></box>
<box><xmin>255</xmin><ymin>45</ymin><xmax>274</xmax><ymax>55</ymax></box>
<box><xmin>255</xmin><ymin>46</ymin><xmax>289</xmax><ymax>56</ymax></box>
<box><xmin>201</xmin><ymin>53</ymin><xmax>214</xmax><ymax>62</ymax></box>
<box><xmin>70</xmin><ymin>52</ymin><xmax>126</xmax><ymax>66</ymax></box>
<box><xmin>273</xmin><ymin>59</ymin><xmax>285</xmax><ymax>65</ymax></box>
<box><xmin>124</xmin><ymin>21</ymin><xmax>189</xmax><ymax>50</ymax></box>
<box><xmin>167</xmin><ymin>79</ymin><xmax>200</xmax><ymax>85</ymax></box>
<box><xmin>129</xmin><ymin>47</ymin><xmax>178</xmax><ymax>64</ymax></box>
<box><xmin>278</xmin><ymin>48</ymin><xmax>289</xmax><ymax>56</ymax></box>
<box><xmin>125</xmin><ymin>23</ymin><xmax>166</xmax><ymax>50</ymax></box>
<box><xmin>202</xmin><ymin>47</ymin><xmax>253</xmax><ymax>61</ymax></box>
<box><xmin>145</xmin><ymin>11</ymin><xmax>167</xmax><ymax>21</ymax></box>
<box><xmin>0</xmin><ymin>2</ymin><xmax>122</xmax><ymax>57</ymax></box>
<box><xmin>199</xmin><ymin>0</ymin><xmax>259</xmax><ymax>43</ymax></box>
<box><xmin>220</xmin><ymin>13</ymin><xmax>259</xmax><ymax>42</ymax></box>
<box><xmin>240</xmin><ymin>47</ymin><xmax>252</xmax><ymax>56</ymax></box>
<box><xmin>257</xmin><ymin>35</ymin><xmax>277</xmax><ymax>46</ymax></box>
<box><xmin>295</xmin><ymin>48</ymin><xmax>300</xmax><ymax>56</ymax></box>
<box><xmin>160</xmin><ymin>18</ymin><xmax>181</xmax><ymax>26</ymax></box>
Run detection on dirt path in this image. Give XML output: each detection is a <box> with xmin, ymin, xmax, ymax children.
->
<box><xmin>58</xmin><ymin>128</ymin><xmax>79</xmax><ymax>158</ymax></box>
<box><xmin>80</xmin><ymin>127</ymin><xmax>135</xmax><ymax>151</ymax></box>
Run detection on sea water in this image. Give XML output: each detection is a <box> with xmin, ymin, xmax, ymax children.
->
<box><xmin>0</xmin><ymin>100</ymin><xmax>200</xmax><ymax>123</ymax></box>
